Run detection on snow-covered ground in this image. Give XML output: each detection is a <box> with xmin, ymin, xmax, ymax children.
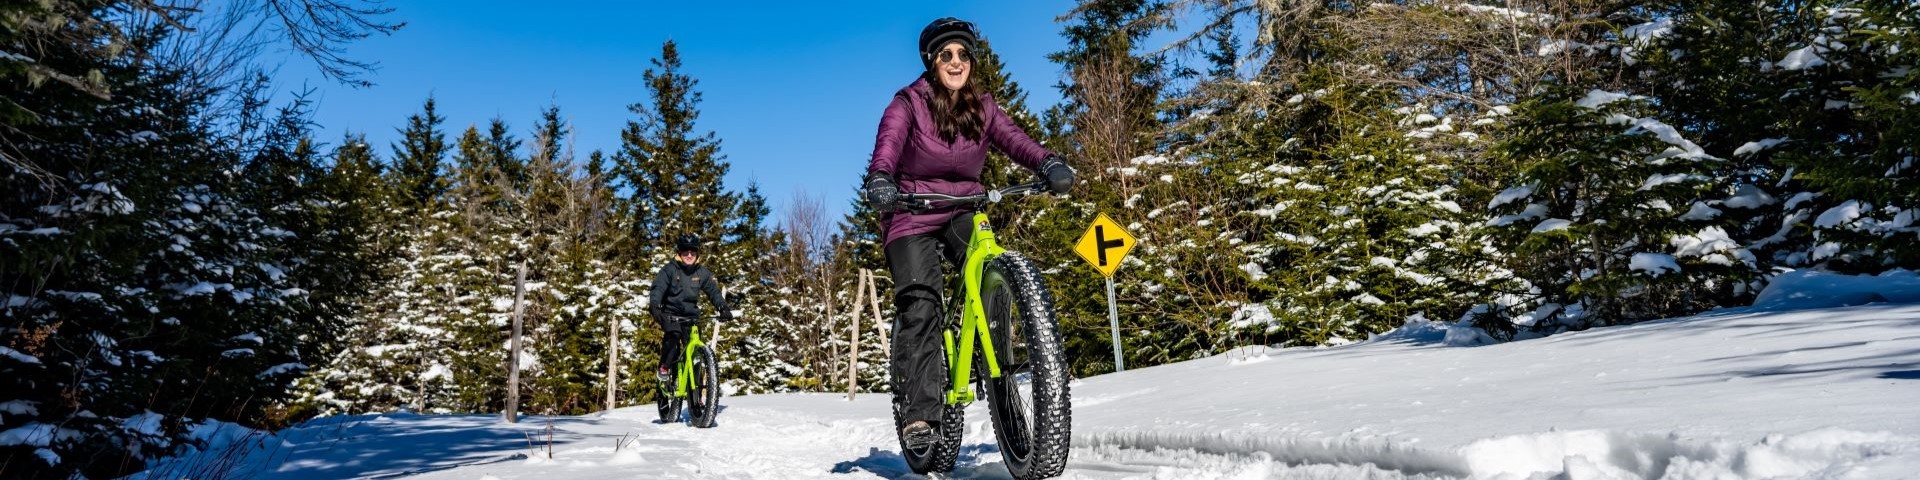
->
<box><xmin>139</xmin><ymin>271</ymin><xmax>1920</xmax><ymax>479</ymax></box>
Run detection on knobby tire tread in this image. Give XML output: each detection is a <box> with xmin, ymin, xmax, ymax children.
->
<box><xmin>984</xmin><ymin>253</ymin><xmax>1072</xmax><ymax>479</ymax></box>
<box><xmin>690</xmin><ymin>346</ymin><xmax>720</xmax><ymax>428</ymax></box>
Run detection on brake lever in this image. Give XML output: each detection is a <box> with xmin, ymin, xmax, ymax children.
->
<box><xmin>894</xmin><ymin>199</ymin><xmax>935</xmax><ymax>213</ymax></box>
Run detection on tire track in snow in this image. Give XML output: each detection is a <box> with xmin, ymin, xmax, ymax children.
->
<box><xmin>1073</xmin><ymin>430</ymin><xmax>1471</xmax><ymax>478</ymax></box>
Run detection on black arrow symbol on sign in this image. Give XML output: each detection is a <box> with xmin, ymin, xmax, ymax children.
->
<box><xmin>1095</xmin><ymin>225</ymin><xmax>1126</xmax><ymax>266</ymax></box>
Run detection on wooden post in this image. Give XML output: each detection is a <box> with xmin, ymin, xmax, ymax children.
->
<box><xmin>847</xmin><ymin>272</ymin><xmax>864</xmax><ymax>401</ymax></box>
<box><xmin>606</xmin><ymin>309</ymin><xmax>619</xmax><ymax>411</ymax></box>
<box><xmin>505</xmin><ymin>262</ymin><xmax>527</xmax><ymax>423</ymax></box>
<box><xmin>867</xmin><ymin>270</ymin><xmax>888</xmax><ymax>356</ymax></box>
<box><xmin>411</xmin><ymin>361</ymin><xmax>427</xmax><ymax>412</ymax></box>
<box><xmin>823</xmin><ymin>275</ymin><xmax>837</xmax><ymax>393</ymax></box>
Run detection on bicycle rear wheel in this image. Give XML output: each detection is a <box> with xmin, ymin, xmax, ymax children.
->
<box><xmin>688</xmin><ymin>346</ymin><xmax>720</xmax><ymax>428</ymax></box>
<box><xmin>894</xmin><ymin>342</ymin><xmax>964</xmax><ymax>474</ymax></box>
<box><xmin>979</xmin><ymin>252</ymin><xmax>1072</xmax><ymax>479</ymax></box>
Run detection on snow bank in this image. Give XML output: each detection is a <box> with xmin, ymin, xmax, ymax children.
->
<box><xmin>1750</xmin><ymin>268</ymin><xmax>1920</xmax><ymax>311</ymax></box>
<box><xmin>1461</xmin><ymin>428</ymin><xmax>1920</xmax><ymax>479</ymax></box>
<box><xmin>1363</xmin><ymin>314</ymin><xmax>1495</xmax><ymax>347</ymax></box>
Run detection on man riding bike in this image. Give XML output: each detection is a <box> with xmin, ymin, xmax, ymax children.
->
<box><xmin>650</xmin><ymin>234</ymin><xmax>732</xmax><ymax>384</ymax></box>
<box><xmin>863</xmin><ymin>17</ymin><xmax>1075</xmax><ymax>449</ymax></box>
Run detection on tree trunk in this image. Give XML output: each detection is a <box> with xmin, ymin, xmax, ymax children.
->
<box><xmin>868</xmin><ymin>270</ymin><xmax>888</xmax><ymax>357</ymax></box>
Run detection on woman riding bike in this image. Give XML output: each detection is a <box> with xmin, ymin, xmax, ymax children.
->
<box><xmin>650</xmin><ymin>234</ymin><xmax>731</xmax><ymax>384</ymax></box>
<box><xmin>863</xmin><ymin>17</ymin><xmax>1074</xmax><ymax>449</ymax></box>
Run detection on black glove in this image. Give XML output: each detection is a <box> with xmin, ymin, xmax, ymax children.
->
<box><xmin>1041</xmin><ymin>156</ymin><xmax>1075</xmax><ymax>195</ymax></box>
<box><xmin>717</xmin><ymin>310</ymin><xmax>734</xmax><ymax>322</ymax></box>
<box><xmin>864</xmin><ymin>173</ymin><xmax>900</xmax><ymax>211</ymax></box>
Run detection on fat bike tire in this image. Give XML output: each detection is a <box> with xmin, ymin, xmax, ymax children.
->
<box><xmin>688</xmin><ymin>346</ymin><xmax>721</xmax><ymax>428</ymax></box>
<box><xmin>893</xmin><ymin>345</ymin><xmax>965</xmax><ymax>474</ymax></box>
<box><xmin>979</xmin><ymin>252</ymin><xmax>1072</xmax><ymax>479</ymax></box>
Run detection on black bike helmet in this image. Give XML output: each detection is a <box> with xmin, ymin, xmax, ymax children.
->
<box><xmin>918</xmin><ymin>17</ymin><xmax>979</xmax><ymax>70</ymax></box>
<box><xmin>674</xmin><ymin>234</ymin><xmax>701</xmax><ymax>253</ymax></box>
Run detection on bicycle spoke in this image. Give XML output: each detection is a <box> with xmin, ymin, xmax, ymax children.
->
<box><xmin>1005</xmin><ymin>362</ymin><xmax>1033</xmax><ymax>376</ymax></box>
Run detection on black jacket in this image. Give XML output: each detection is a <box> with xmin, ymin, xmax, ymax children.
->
<box><xmin>649</xmin><ymin>262</ymin><xmax>729</xmax><ymax>328</ymax></box>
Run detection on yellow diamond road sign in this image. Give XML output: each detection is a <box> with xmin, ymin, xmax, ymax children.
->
<box><xmin>1074</xmin><ymin>213</ymin><xmax>1136</xmax><ymax>278</ymax></box>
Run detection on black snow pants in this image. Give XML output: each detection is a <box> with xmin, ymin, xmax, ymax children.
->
<box><xmin>886</xmin><ymin>213</ymin><xmax>974</xmax><ymax>427</ymax></box>
<box><xmin>658</xmin><ymin>320</ymin><xmax>689</xmax><ymax>378</ymax></box>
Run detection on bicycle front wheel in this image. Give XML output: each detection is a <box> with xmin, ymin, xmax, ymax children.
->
<box><xmin>979</xmin><ymin>252</ymin><xmax>1072</xmax><ymax>479</ymax></box>
<box><xmin>688</xmin><ymin>345</ymin><xmax>720</xmax><ymax>428</ymax></box>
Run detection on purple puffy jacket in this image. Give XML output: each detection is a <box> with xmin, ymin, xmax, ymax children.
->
<box><xmin>867</xmin><ymin>78</ymin><xmax>1054</xmax><ymax>247</ymax></box>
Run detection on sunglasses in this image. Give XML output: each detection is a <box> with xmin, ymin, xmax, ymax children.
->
<box><xmin>935</xmin><ymin>48</ymin><xmax>973</xmax><ymax>65</ymax></box>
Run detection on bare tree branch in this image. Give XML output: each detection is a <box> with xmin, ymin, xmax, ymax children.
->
<box><xmin>260</xmin><ymin>0</ymin><xmax>404</xmax><ymax>88</ymax></box>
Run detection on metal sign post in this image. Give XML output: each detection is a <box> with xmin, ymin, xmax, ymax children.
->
<box><xmin>1074</xmin><ymin>213</ymin><xmax>1136</xmax><ymax>373</ymax></box>
<box><xmin>1105</xmin><ymin>277</ymin><xmax>1123</xmax><ymax>372</ymax></box>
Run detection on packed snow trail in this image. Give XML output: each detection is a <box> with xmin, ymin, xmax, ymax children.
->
<box><xmin>139</xmin><ymin>277</ymin><xmax>1920</xmax><ymax>479</ymax></box>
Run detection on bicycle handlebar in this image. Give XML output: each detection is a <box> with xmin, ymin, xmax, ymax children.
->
<box><xmin>669</xmin><ymin>316</ymin><xmax>724</xmax><ymax>344</ymax></box>
<box><xmin>893</xmin><ymin>181</ymin><xmax>1049</xmax><ymax>213</ymax></box>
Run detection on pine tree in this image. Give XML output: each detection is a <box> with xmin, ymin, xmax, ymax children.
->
<box><xmin>487</xmin><ymin>118</ymin><xmax>527</xmax><ymax>191</ymax></box>
<box><xmin>452</xmin><ymin>125</ymin><xmax>497</xmax><ymax>216</ymax></box>
<box><xmin>284</xmin><ymin>132</ymin><xmax>400</xmax><ymax>421</ymax></box>
<box><xmin>3</xmin><ymin>2</ymin><xmax>396</xmax><ymax>475</ymax></box>
<box><xmin>392</xmin><ymin>97</ymin><xmax>452</xmax><ymax>216</ymax></box>
<box><xmin>1484</xmin><ymin>90</ymin><xmax>1752</xmax><ymax>336</ymax></box>
<box><xmin>304</xmin><ymin>103</ymin><xmax>482</xmax><ymax>415</ymax></box>
<box><xmin>611</xmin><ymin>41</ymin><xmax>739</xmax><ymax>267</ymax></box>
<box><xmin>1070</xmin><ymin>0</ymin><xmax>1556</xmax><ymax>359</ymax></box>
<box><xmin>1466</xmin><ymin>0</ymin><xmax>1918</xmax><ymax>339</ymax></box>
<box><xmin>1034</xmin><ymin>0</ymin><xmax>1173</xmax><ymax>375</ymax></box>
<box><xmin>518</xmin><ymin>105</ymin><xmax>633</xmax><ymax>414</ymax></box>
<box><xmin>1</xmin><ymin>7</ymin><xmax>359</xmax><ymax>475</ymax></box>
<box><xmin>1664</xmin><ymin>0</ymin><xmax>1920</xmax><ymax>271</ymax></box>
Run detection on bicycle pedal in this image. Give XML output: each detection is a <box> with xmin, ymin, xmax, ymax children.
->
<box><xmin>902</xmin><ymin>424</ymin><xmax>941</xmax><ymax>449</ymax></box>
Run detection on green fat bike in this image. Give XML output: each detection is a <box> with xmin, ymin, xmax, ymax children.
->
<box><xmin>891</xmin><ymin>182</ymin><xmax>1073</xmax><ymax>479</ymax></box>
<box><xmin>657</xmin><ymin>319</ymin><xmax>720</xmax><ymax>428</ymax></box>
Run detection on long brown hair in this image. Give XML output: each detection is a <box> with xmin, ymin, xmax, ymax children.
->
<box><xmin>923</xmin><ymin>70</ymin><xmax>984</xmax><ymax>143</ymax></box>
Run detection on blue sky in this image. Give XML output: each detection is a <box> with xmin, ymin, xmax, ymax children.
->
<box><xmin>275</xmin><ymin>1</ymin><xmax>1080</xmax><ymax>221</ymax></box>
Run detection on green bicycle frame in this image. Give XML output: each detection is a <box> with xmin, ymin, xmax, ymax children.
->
<box><xmin>674</xmin><ymin>324</ymin><xmax>707</xmax><ymax>397</ymax></box>
<box><xmin>945</xmin><ymin>212</ymin><xmax>1007</xmax><ymax>405</ymax></box>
